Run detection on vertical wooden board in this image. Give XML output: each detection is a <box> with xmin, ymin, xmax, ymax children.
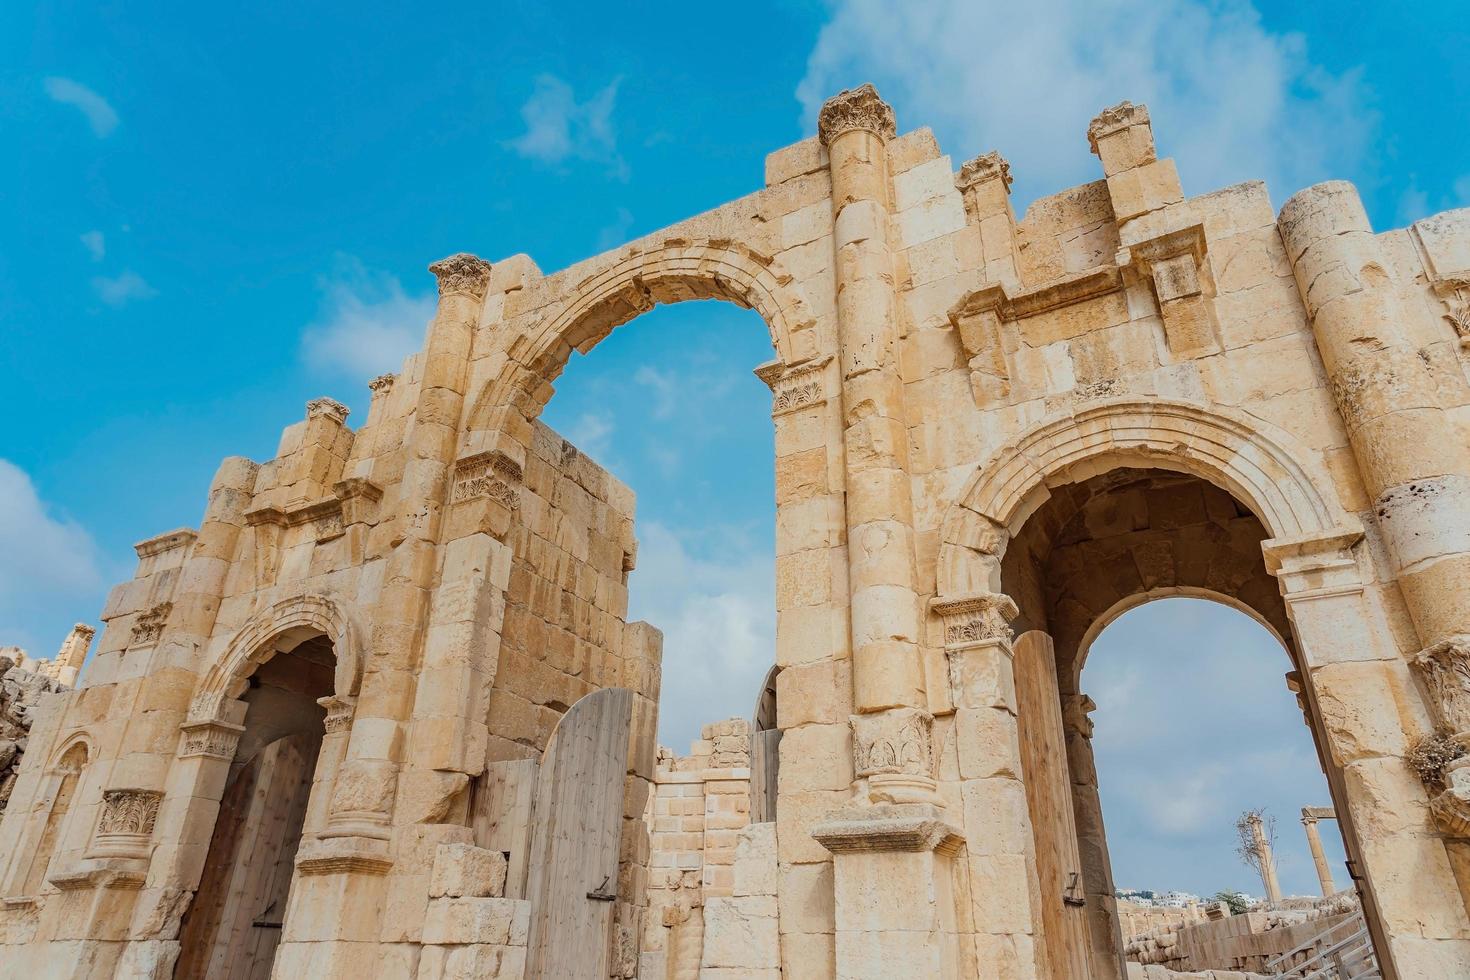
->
<box><xmin>750</xmin><ymin>728</ymin><xmax>782</xmax><ymax>824</ymax></box>
<box><xmin>525</xmin><ymin>688</ymin><xmax>633</xmax><ymax>980</ymax></box>
<box><xmin>1014</xmin><ymin>630</ymin><xmax>1095</xmax><ymax>980</ymax></box>
<box><xmin>472</xmin><ymin>758</ymin><xmax>539</xmax><ymax>899</ymax></box>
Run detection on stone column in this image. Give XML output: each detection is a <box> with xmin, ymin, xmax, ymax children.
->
<box><xmin>809</xmin><ymin>84</ymin><xmax>961</xmax><ymax>979</ymax></box>
<box><xmin>1062</xmin><ymin>692</ymin><xmax>1127</xmax><ymax>980</ymax></box>
<box><xmin>1247</xmin><ymin>812</ymin><xmax>1283</xmax><ymax>905</ymax></box>
<box><xmin>1279</xmin><ymin>183</ymin><xmax>1470</xmax><ymax>679</ymax></box>
<box><xmin>1302</xmin><ymin>808</ymin><xmax>1337</xmax><ymax>896</ymax></box>
<box><xmin>51</xmin><ymin>624</ymin><xmax>95</xmax><ymax>686</ymax></box>
<box><xmin>818</xmin><ymin>82</ymin><xmax>932</xmax><ymax>804</ymax></box>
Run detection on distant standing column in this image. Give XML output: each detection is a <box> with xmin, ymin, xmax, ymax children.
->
<box><xmin>1248</xmin><ymin>813</ymin><xmax>1284</xmax><ymax>905</ymax></box>
<box><xmin>1301</xmin><ymin>807</ymin><xmax>1338</xmax><ymax>896</ymax></box>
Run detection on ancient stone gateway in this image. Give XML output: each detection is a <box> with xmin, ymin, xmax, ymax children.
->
<box><xmin>2</xmin><ymin>84</ymin><xmax>1469</xmax><ymax>979</ymax></box>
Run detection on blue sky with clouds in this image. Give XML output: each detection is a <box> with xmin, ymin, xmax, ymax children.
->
<box><xmin>2</xmin><ymin>0</ymin><xmax>1464</xmax><ymax>898</ymax></box>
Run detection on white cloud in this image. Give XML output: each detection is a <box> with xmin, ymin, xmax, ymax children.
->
<box><xmin>80</xmin><ymin>230</ymin><xmax>105</xmax><ymax>262</ymax></box>
<box><xmin>0</xmin><ymin>460</ymin><xmax>107</xmax><ymax>650</ymax></box>
<box><xmin>91</xmin><ymin>270</ymin><xmax>156</xmax><ymax>306</ymax></box>
<box><xmin>565</xmin><ymin>411</ymin><xmax>616</xmax><ymax>461</ymax></box>
<box><xmin>508</xmin><ymin>74</ymin><xmax>626</xmax><ymax>178</ymax></box>
<box><xmin>44</xmin><ymin>76</ymin><xmax>119</xmax><ymax>138</ymax></box>
<box><xmin>797</xmin><ymin>0</ymin><xmax>1373</xmax><ymax>209</ymax></box>
<box><xmin>628</xmin><ymin>522</ymin><xmax>775</xmax><ymax>751</ymax></box>
<box><xmin>300</xmin><ymin>257</ymin><xmax>436</xmax><ymax>379</ymax></box>
<box><xmin>633</xmin><ymin>365</ymin><xmax>680</xmax><ymax>419</ymax></box>
<box><xmin>1397</xmin><ymin>175</ymin><xmax>1470</xmax><ymax>225</ymax></box>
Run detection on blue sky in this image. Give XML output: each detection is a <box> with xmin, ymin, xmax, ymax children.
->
<box><xmin>2</xmin><ymin>0</ymin><xmax>1464</xmax><ymax>897</ymax></box>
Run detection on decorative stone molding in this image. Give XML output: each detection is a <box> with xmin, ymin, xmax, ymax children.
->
<box><xmin>754</xmin><ymin>357</ymin><xmax>830</xmax><ymax>416</ymax></box>
<box><xmin>1411</xmin><ymin>636</ymin><xmax>1470</xmax><ymax>742</ymax></box>
<box><xmin>816</xmin><ymin>83</ymin><xmax>896</xmax><ymax>146</ymax></box>
<box><xmin>451</xmin><ymin>450</ymin><xmax>523</xmax><ymax>508</ymax></box>
<box><xmin>931</xmin><ymin>591</ymin><xmax>1018</xmax><ymax>649</ymax></box>
<box><xmin>1430</xmin><ymin>789</ymin><xmax>1470</xmax><ymax>838</ymax></box>
<box><xmin>306</xmin><ymin>397</ymin><xmax>350</xmax><ymax>424</ymax></box>
<box><xmin>851</xmin><ymin>708</ymin><xmax>933</xmax><ymax>780</ymax></box>
<box><xmin>333</xmin><ymin>477</ymin><xmax>385</xmax><ymax>527</ymax></box>
<box><xmin>133</xmin><ymin>527</ymin><xmax>197</xmax><ymax>561</ymax></box>
<box><xmin>89</xmin><ymin>789</ymin><xmax>163</xmax><ymax>858</ymax></box>
<box><xmin>429</xmin><ymin>252</ymin><xmax>493</xmax><ymax>299</ymax></box>
<box><xmin>318</xmin><ymin>695</ymin><xmax>356</xmax><ymax>735</ymax></box>
<box><xmin>1120</xmin><ymin>224</ymin><xmax>1218</xmax><ymax>356</ymax></box>
<box><xmin>1087</xmin><ymin>100</ymin><xmax>1150</xmax><ymax>154</ymax></box>
<box><xmin>295</xmin><ymin>837</ymin><xmax>393</xmax><ymax>876</ymax></box>
<box><xmin>956</xmin><ymin>151</ymin><xmax>1012</xmax><ymax>193</ymax></box>
<box><xmin>130</xmin><ymin>602</ymin><xmax>172</xmax><ymax>647</ymax></box>
<box><xmin>367</xmin><ymin>373</ymin><xmax>396</xmax><ymax>394</ymax></box>
<box><xmin>1439</xmin><ymin>281</ymin><xmax>1470</xmax><ymax>348</ymax></box>
<box><xmin>812</xmin><ymin>803</ymin><xmax>963</xmax><ymax>855</ymax></box>
<box><xmin>187</xmin><ymin>692</ymin><xmax>227</xmax><ymax>726</ymax></box>
<box><xmin>178</xmin><ymin>718</ymin><xmax>245</xmax><ymax>760</ymax></box>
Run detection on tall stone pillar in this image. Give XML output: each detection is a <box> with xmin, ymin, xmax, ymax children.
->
<box><xmin>1301</xmin><ymin>808</ymin><xmax>1337</xmax><ymax>896</ymax></box>
<box><xmin>810</xmin><ymin>84</ymin><xmax>961</xmax><ymax>980</ymax></box>
<box><xmin>1280</xmin><ymin>183</ymin><xmax>1470</xmax><ymax>681</ymax></box>
<box><xmin>1247</xmin><ymin>812</ymin><xmax>1283</xmax><ymax>905</ymax></box>
<box><xmin>1062</xmin><ymin>692</ymin><xmax>1126</xmax><ymax>980</ymax></box>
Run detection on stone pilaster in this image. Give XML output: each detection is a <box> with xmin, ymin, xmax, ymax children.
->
<box><xmin>816</xmin><ymin>83</ymin><xmax>933</xmax><ymax>804</ymax></box>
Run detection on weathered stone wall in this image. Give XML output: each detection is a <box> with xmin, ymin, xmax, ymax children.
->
<box><xmin>2</xmin><ymin>81</ymin><xmax>1469</xmax><ymax>980</ymax></box>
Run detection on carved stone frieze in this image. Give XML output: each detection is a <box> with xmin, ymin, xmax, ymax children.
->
<box><xmin>178</xmin><ymin>719</ymin><xmax>245</xmax><ymax>760</ymax></box>
<box><xmin>1412</xmin><ymin>636</ymin><xmax>1470</xmax><ymax>741</ymax></box>
<box><xmin>451</xmin><ymin>450</ymin><xmax>523</xmax><ymax>508</ymax></box>
<box><xmin>306</xmin><ymin>397</ymin><xmax>350</xmax><ymax>424</ymax></box>
<box><xmin>130</xmin><ymin>602</ymin><xmax>172</xmax><ymax>647</ymax></box>
<box><xmin>851</xmin><ymin>708</ymin><xmax>933</xmax><ymax>780</ymax></box>
<box><xmin>817</xmin><ymin>83</ymin><xmax>896</xmax><ymax>146</ymax></box>
<box><xmin>429</xmin><ymin>253</ymin><xmax>493</xmax><ymax>299</ymax></box>
<box><xmin>97</xmin><ymin>789</ymin><xmax>162</xmax><ymax>837</ymax></box>
<box><xmin>932</xmin><ymin>591</ymin><xmax>1018</xmax><ymax>649</ymax></box>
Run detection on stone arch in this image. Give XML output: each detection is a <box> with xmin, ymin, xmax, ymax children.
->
<box><xmin>468</xmin><ymin>237</ymin><xmax>817</xmax><ymax>429</ymax></box>
<box><xmin>47</xmin><ymin>733</ymin><xmax>92</xmax><ymax>771</ymax></box>
<box><xmin>936</xmin><ymin>398</ymin><xmax>1356</xmax><ymax>598</ymax></box>
<box><xmin>188</xmin><ymin>592</ymin><xmax>365</xmax><ymax>724</ymax></box>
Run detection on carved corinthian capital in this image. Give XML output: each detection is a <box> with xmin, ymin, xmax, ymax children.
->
<box><xmin>1087</xmin><ymin>100</ymin><xmax>1150</xmax><ymax>153</ymax></box>
<box><xmin>1412</xmin><ymin>636</ymin><xmax>1470</xmax><ymax>742</ymax></box>
<box><xmin>956</xmin><ymin>151</ymin><xmax>1013</xmax><ymax>193</ymax></box>
<box><xmin>429</xmin><ymin>252</ymin><xmax>493</xmax><ymax>299</ymax></box>
<box><xmin>851</xmin><ymin>707</ymin><xmax>933</xmax><ymax>781</ymax></box>
<box><xmin>817</xmin><ymin>83</ymin><xmax>896</xmax><ymax>146</ymax></box>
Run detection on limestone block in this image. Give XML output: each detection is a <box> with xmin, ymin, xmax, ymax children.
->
<box><xmin>1310</xmin><ymin>661</ymin><xmax>1409</xmax><ymax>764</ymax></box>
<box><xmin>777</xmin><ymin>660</ymin><xmax>850</xmax><ymax>729</ymax></box>
<box><xmin>777</xmin><ymin>723</ymin><xmax>852</xmax><ymax>794</ymax></box>
<box><xmin>431</xmin><ymin>843</ymin><xmax>509</xmax><ymax>898</ymax></box>
<box><xmin>421</xmin><ymin>896</ymin><xmax>520</xmax><ymax>946</ymax></box>
<box><xmin>701</xmin><ymin>895</ymin><xmax>779</xmax><ymax>969</ymax></box>
<box><xmin>779</xmin><ymin>929</ymin><xmax>836</xmax><ymax>980</ymax></box>
<box><xmin>734</xmin><ymin>823</ymin><xmax>779</xmax><ymax>897</ymax></box>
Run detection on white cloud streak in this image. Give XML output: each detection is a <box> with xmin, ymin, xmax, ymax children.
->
<box><xmin>798</xmin><ymin>0</ymin><xmax>1373</xmax><ymax>209</ymax></box>
<box><xmin>300</xmin><ymin>258</ymin><xmax>435</xmax><ymax>379</ymax></box>
<box><xmin>628</xmin><ymin>522</ymin><xmax>775</xmax><ymax>751</ymax></box>
<box><xmin>508</xmin><ymin>74</ymin><xmax>626</xmax><ymax>178</ymax></box>
<box><xmin>0</xmin><ymin>460</ymin><xmax>107</xmax><ymax>650</ymax></box>
<box><xmin>91</xmin><ymin>270</ymin><xmax>156</xmax><ymax>306</ymax></box>
<box><xmin>80</xmin><ymin>230</ymin><xmax>105</xmax><ymax>262</ymax></box>
<box><xmin>44</xmin><ymin>76</ymin><xmax>119</xmax><ymax>138</ymax></box>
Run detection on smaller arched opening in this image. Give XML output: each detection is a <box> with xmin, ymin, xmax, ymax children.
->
<box><xmin>6</xmin><ymin>738</ymin><xmax>91</xmax><ymax>900</ymax></box>
<box><xmin>174</xmin><ymin>629</ymin><xmax>340</xmax><ymax>980</ymax></box>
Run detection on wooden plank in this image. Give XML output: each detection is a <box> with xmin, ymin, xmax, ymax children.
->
<box><xmin>1013</xmin><ymin>630</ymin><xmax>1095</xmax><ymax>980</ymax></box>
<box><xmin>750</xmin><ymin>728</ymin><xmax>781</xmax><ymax>824</ymax></box>
<box><xmin>471</xmin><ymin>758</ymin><xmax>539</xmax><ymax>899</ymax></box>
<box><xmin>525</xmin><ymin>688</ymin><xmax>633</xmax><ymax>980</ymax></box>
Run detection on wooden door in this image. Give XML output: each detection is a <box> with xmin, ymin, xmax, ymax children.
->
<box><xmin>524</xmin><ymin>688</ymin><xmax>633</xmax><ymax>980</ymax></box>
<box><xmin>175</xmin><ymin>733</ymin><xmax>319</xmax><ymax>980</ymax></box>
<box><xmin>1014</xmin><ymin>630</ymin><xmax>1094</xmax><ymax>980</ymax></box>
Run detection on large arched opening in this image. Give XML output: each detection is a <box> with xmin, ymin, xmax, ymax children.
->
<box><xmin>937</xmin><ymin>400</ymin><xmax>1391</xmax><ymax>979</ymax></box>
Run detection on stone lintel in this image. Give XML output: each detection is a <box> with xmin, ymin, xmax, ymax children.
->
<box><xmin>812</xmin><ymin>803</ymin><xmax>963</xmax><ymax>855</ymax></box>
<box><xmin>1301</xmin><ymin>805</ymin><xmax>1336</xmax><ymax>823</ymax></box>
<box><xmin>948</xmin><ymin>266</ymin><xmax>1123</xmax><ymax>329</ymax></box>
<box><xmin>133</xmin><ymin>527</ymin><xmax>199</xmax><ymax>560</ymax></box>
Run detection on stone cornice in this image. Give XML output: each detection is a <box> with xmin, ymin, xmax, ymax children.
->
<box><xmin>133</xmin><ymin>527</ymin><xmax>198</xmax><ymax>560</ymax></box>
<box><xmin>812</xmin><ymin>803</ymin><xmax>963</xmax><ymax>855</ymax></box>
<box><xmin>817</xmin><ymin>83</ymin><xmax>896</xmax><ymax>146</ymax></box>
<box><xmin>429</xmin><ymin>252</ymin><xmax>493</xmax><ymax>299</ymax></box>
